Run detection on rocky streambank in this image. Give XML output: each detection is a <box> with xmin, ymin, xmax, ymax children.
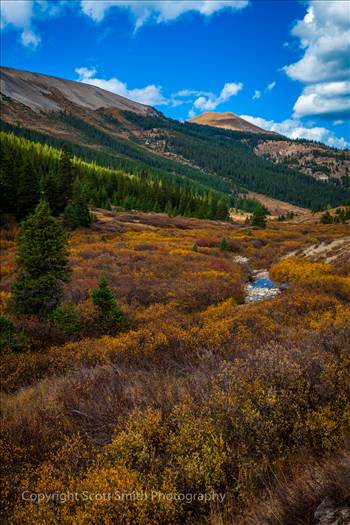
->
<box><xmin>245</xmin><ymin>270</ymin><xmax>281</xmax><ymax>302</ymax></box>
<box><xmin>232</xmin><ymin>256</ymin><xmax>281</xmax><ymax>303</ymax></box>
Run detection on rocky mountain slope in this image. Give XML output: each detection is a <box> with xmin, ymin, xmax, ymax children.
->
<box><xmin>1</xmin><ymin>66</ymin><xmax>349</xmax><ymax>209</ymax></box>
<box><xmin>1</xmin><ymin>66</ymin><xmax>157</xmax><ymax>115</ymax></box>
<box><xmin>190</xmin><ymin>111</ymin><xmax>349</xmax><ymax>185</ymax></box>
<box><xmin>254</xmin><ymin>139</ymin><xmax>350</xmax><ymax>184</ymax></box>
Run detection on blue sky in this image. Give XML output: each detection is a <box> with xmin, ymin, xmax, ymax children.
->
<box><xmin>1</xmin><ymin>1</ymin><xmax>349</xmax><ymax>148</ymax></box>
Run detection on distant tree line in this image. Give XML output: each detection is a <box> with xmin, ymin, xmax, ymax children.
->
<box><xmin>122</xmin><ymin>112</ymin><xmax>350</xmax><ymax>209</ymax></box>
<box><xmin>0</xmin><ymin>132</ymin><xmax>230</xmax><ymax>223</ymax></box>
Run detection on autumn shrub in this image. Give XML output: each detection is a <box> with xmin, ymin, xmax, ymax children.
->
<box><xmin>226</xmin><ymin>449</ymin><xmax>350</xmax><ymax>525</ymax></box>
<box><xmin>2</xmin><ymin>212</ymin><xmax>350</xmax><ymax>524</ymax></box>
<box><xmin>4</xmin><ymin>325</ymin><xmax>349</xmax><ymax>524</ymax></box>
<box><xmin>196</xmin><ymin>238</ymin><xmax>220</xmax><ymax>248</ymax></box>
<box><xmin>270</xmin><ymin>257</ymin><xmax>332</xmax><ymax>283</ymax></box>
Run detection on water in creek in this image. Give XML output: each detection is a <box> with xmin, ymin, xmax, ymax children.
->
<box><xmin>245</xmin><ymin>271</ymin><xmax>280</xmax><ymax>302</ymax></box>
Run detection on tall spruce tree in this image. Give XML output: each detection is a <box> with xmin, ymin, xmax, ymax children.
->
<box><xmin>0</xmin><ymin>150</ymin><xmax>16</xmax><ymax>215</ymax></box>
<box><xmin>12</xmin><ymin>200</ymin><xmax>70</xmax><ymax>317</ymax></box>
<box><xmin>63</xmin><ymin>194</ymin><xmax>91</xmax><ymax>230</ymax></box>
<box><xmin>57</xmin><ymin>145</ymin><xmax>75</xmax><ymax>211</ymax></box>
<box><xmin>16</xmin><ymin>160</ymin><xmax>39</xmax><ymax>220</ymax></box>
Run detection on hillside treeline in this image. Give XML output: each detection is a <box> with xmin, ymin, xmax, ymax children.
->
<box><xmin>0</xmin><ymin>132</ymin><xmax>230</xmax><ymax>221</ymax></box>
<box><xmin>124</xmin><ymin>112</ymin><xmax>350</xmax><ymax>210</ymax></box>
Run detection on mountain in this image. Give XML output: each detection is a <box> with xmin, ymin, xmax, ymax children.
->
<box><xmin>189</xmin><ymin>112</ymin><xmax>349</xmax><ymax>185</ymax></box>
<box><xmin>0</xmin><ymin>66</ymin><xmax>157</xmax><ymax>115</ymax></box>
<box><xmin>189</xmin><ymin>111</ymin><xmax>277</xmax><ymax>135</ymax></box>
<box><xmin>1</xmin><ymin>66</ymin><xmax>349</xmax><ymax>210</ymax></box>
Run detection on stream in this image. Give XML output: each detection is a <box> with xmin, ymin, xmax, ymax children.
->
<box><xmin>245</xmin><ymin>270</ymin><xmax>280</xmax><ymax>302</ymax></box>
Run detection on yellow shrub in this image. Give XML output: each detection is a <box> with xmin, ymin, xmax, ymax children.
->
<box><xmin>270</xmin><ymin>257</ymin><xmax>332</xmax><ymax>283</ymax></box>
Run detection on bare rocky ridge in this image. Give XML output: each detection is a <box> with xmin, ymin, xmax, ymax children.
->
<box><xmin>0</xmin><ymin>66</ymin><xmax>157</xmax><ymax>116</ymax></box>
<box><xmin>255</xmin><ymin>139</ymin><xmax>350</xmax><ymax>184</ymax></box>
<box><xmin>189</xmin><ymin>111</ymin><xmax>277</xmax><ymax>135</ymax></box>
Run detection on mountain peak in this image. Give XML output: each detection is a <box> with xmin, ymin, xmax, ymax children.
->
<box><xmin>0</xmin><ymin>66</ymin><xmax>158</xmax><ymax>116</ymax></box>
<box><xmin>189</xmin><ymin>111</ymin><xmax>276</xmax><ymax>135</ymax></box>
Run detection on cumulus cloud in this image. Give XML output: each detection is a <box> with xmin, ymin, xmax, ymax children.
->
<box><xmin>0</xmin><ymin>0</ymin><xmax>69</xmax><ymax>47</ymax></box>
<box><xmin>240</xmin><ymin>114</ymin><xmax>348</xmax><ymax>149</ymax></box>
<box><xmin>75</xmin><ymin>69</ymin><xmax>243</xmax><ymax>115</ymax></box>
<box><xmin>293</xmin><ymin>81</ymin><xmax>350</xmax><ymax>119</ymax></box>
<box><xmin>284</xmin><ymin>1</ymin><xmax>350</xmax><ymax>119</ymax></box>
<box><xmin>0</xmin><ymin>0</ymin><xmax>34</xmax><ymax>29</ymax></box>
<box><xmin>80</xmin><ymin>1</ymin><xmax>249</xmax><ymax>29</ymax></box>
<box><xmin>75</xmin><ymin>67</ymin><xmax>168</xmax><ymax>106</ymax></box>
<box><xmin>284</xmin><ymin>1</ymin><xmax>349</xmax><ymax>84</ymax></box>
<box><xmin>1</xmin><ymin>0</ymin><xmax>38</xmax><ymax>46</ymax></box>
<box><xmin>192</xmin><ymin>82</ymin><xmax>243</xmax><ymax>111</ymax></box>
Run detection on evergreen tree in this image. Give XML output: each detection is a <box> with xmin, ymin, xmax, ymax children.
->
<box><xmin>220</xmin><ymin>238</ymin><xmax>230</xmax><ymax>252</ymax></box>
<box><xmin>0</xmin><ymin>316</ymin><xmax>25</xmax><ymax>352</ymax></box>
<box><xmin>16</xmin><ymin>160</ymin><xmax>39</xmax><ymax>220</ymax></box>
<box><xmin>0</xmin><ymin>150</ymin><xmax>16</xmax><ymax>215</ymax></box>
<box><xmin>92</xmin><ymin>275</ymin><xmax>123</xmax><ymax>325</ymax></box>
<box><xmin>12</xmin><ymin>200</ymin><xmax>70</xmax><ymax>317</ymax></box>
<box><xmin>216</xmin><ymin>199</ymin><xmax>229</xmax><ymax>221</ymax></box>
<box><xmin>57</xmin><ymin>144</ymin><xmax>75</xmax><ymax>211</ymax></box>
<box><xmin>250</xmin><ymin>209</ymin><xmax>267</xmax><ymax>228</ymax></box>
<box><xmin>50</xmin><ymin>302</ymin><xmax>81</xmax><ymax>336</ymax></box>
<box><xmin>320</xmin><ymin>211</ymin><xmax>333</xmax><ymax>224</ymax></box>
<box><xmin>42</xmin><ymin>171</ymin><xmax>61</xmax><ymax>215</ymax></box>
<box><xmin>63</xmin><ymin>194</ymin><xmax>91</xmax><ymax>230</ymax></box>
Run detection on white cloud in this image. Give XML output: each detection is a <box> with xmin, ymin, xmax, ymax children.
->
<box><xmin>21</xmin><ymin>28</ymin><xmax>41</xmax><ymax>47</ymax></box>
<box><xmin>266</xmin><ymin>81</ymin><xmax>276</xmax><ymax>92</ymax></box>
<box><xmin>0</xmin><ymin>0</ymin><xmax>34</xmax><ymax>29</ymax></box>
<box><xmin>170</xmin><ymin>88</ymin><xmax>213</xmax><ymax>107</ymax></box>
<box><xmin>293</xmin><ymin>81</ymin><xmax>350</xmax><ymax>119</ymax></box>
<box><xmin>1</xmin><ymin>0</ymin><xmax>38</xmax><ymax>46</ymax></box>
<box><xmin>75</xmin><ymin>69</ymin><xmax>243</xmax><ymax>115</ymax></box>
<box><xmin>283</xmin><ymin>1</ymin><xmax>350</xmax><ymax>120</ymax></box>
<box><xmin>284</xmin><ymin>2</ymin><xmax>350</xmax><ymax>84</ymax></box>
<box><xmin>1</xmin><ymin>0</ymin><xmax>69</xmax><ymax>47</ymax></box>
<box><xmin>252</xmin><ymin>82</ymin><xmax>275</xmax><ymax>101</ymax></box>
<box><xmin>252</xmin><ymin>90</ymin><xmax>261</xmax><ymax>100</ymax></box>
<box><xmin>80</xmin><ymin>0</ymin><xmax>249</xmax><ymax>29</ymax></box>
<box><xmin>192</xmin><ymin>82</ymin><xmax>243</xmax><ymax>111</ymax></box>
<box><xmin>75</xmin><ymin>67</ymin><xmax>168</xmax><ymax>106</ymax></box>
<box><xmin>240</xmin><ymin>114</ymin><xmax>348</xmax><ymax>149</ymax></box>
<box><xmin>220</xmin><ymin>82</ymin><xmax>242</xmax><ymax>100</ymax></box>
<box><xmin>75</xmin><ymin>67</ymin><xmax>97</xmax><ymax>79</ymax></box>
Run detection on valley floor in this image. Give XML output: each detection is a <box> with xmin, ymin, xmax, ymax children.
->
<box><xmin>1</xmin><ymin>211</ymin><xmax>349</xmax><ymax>524</ymax></box>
